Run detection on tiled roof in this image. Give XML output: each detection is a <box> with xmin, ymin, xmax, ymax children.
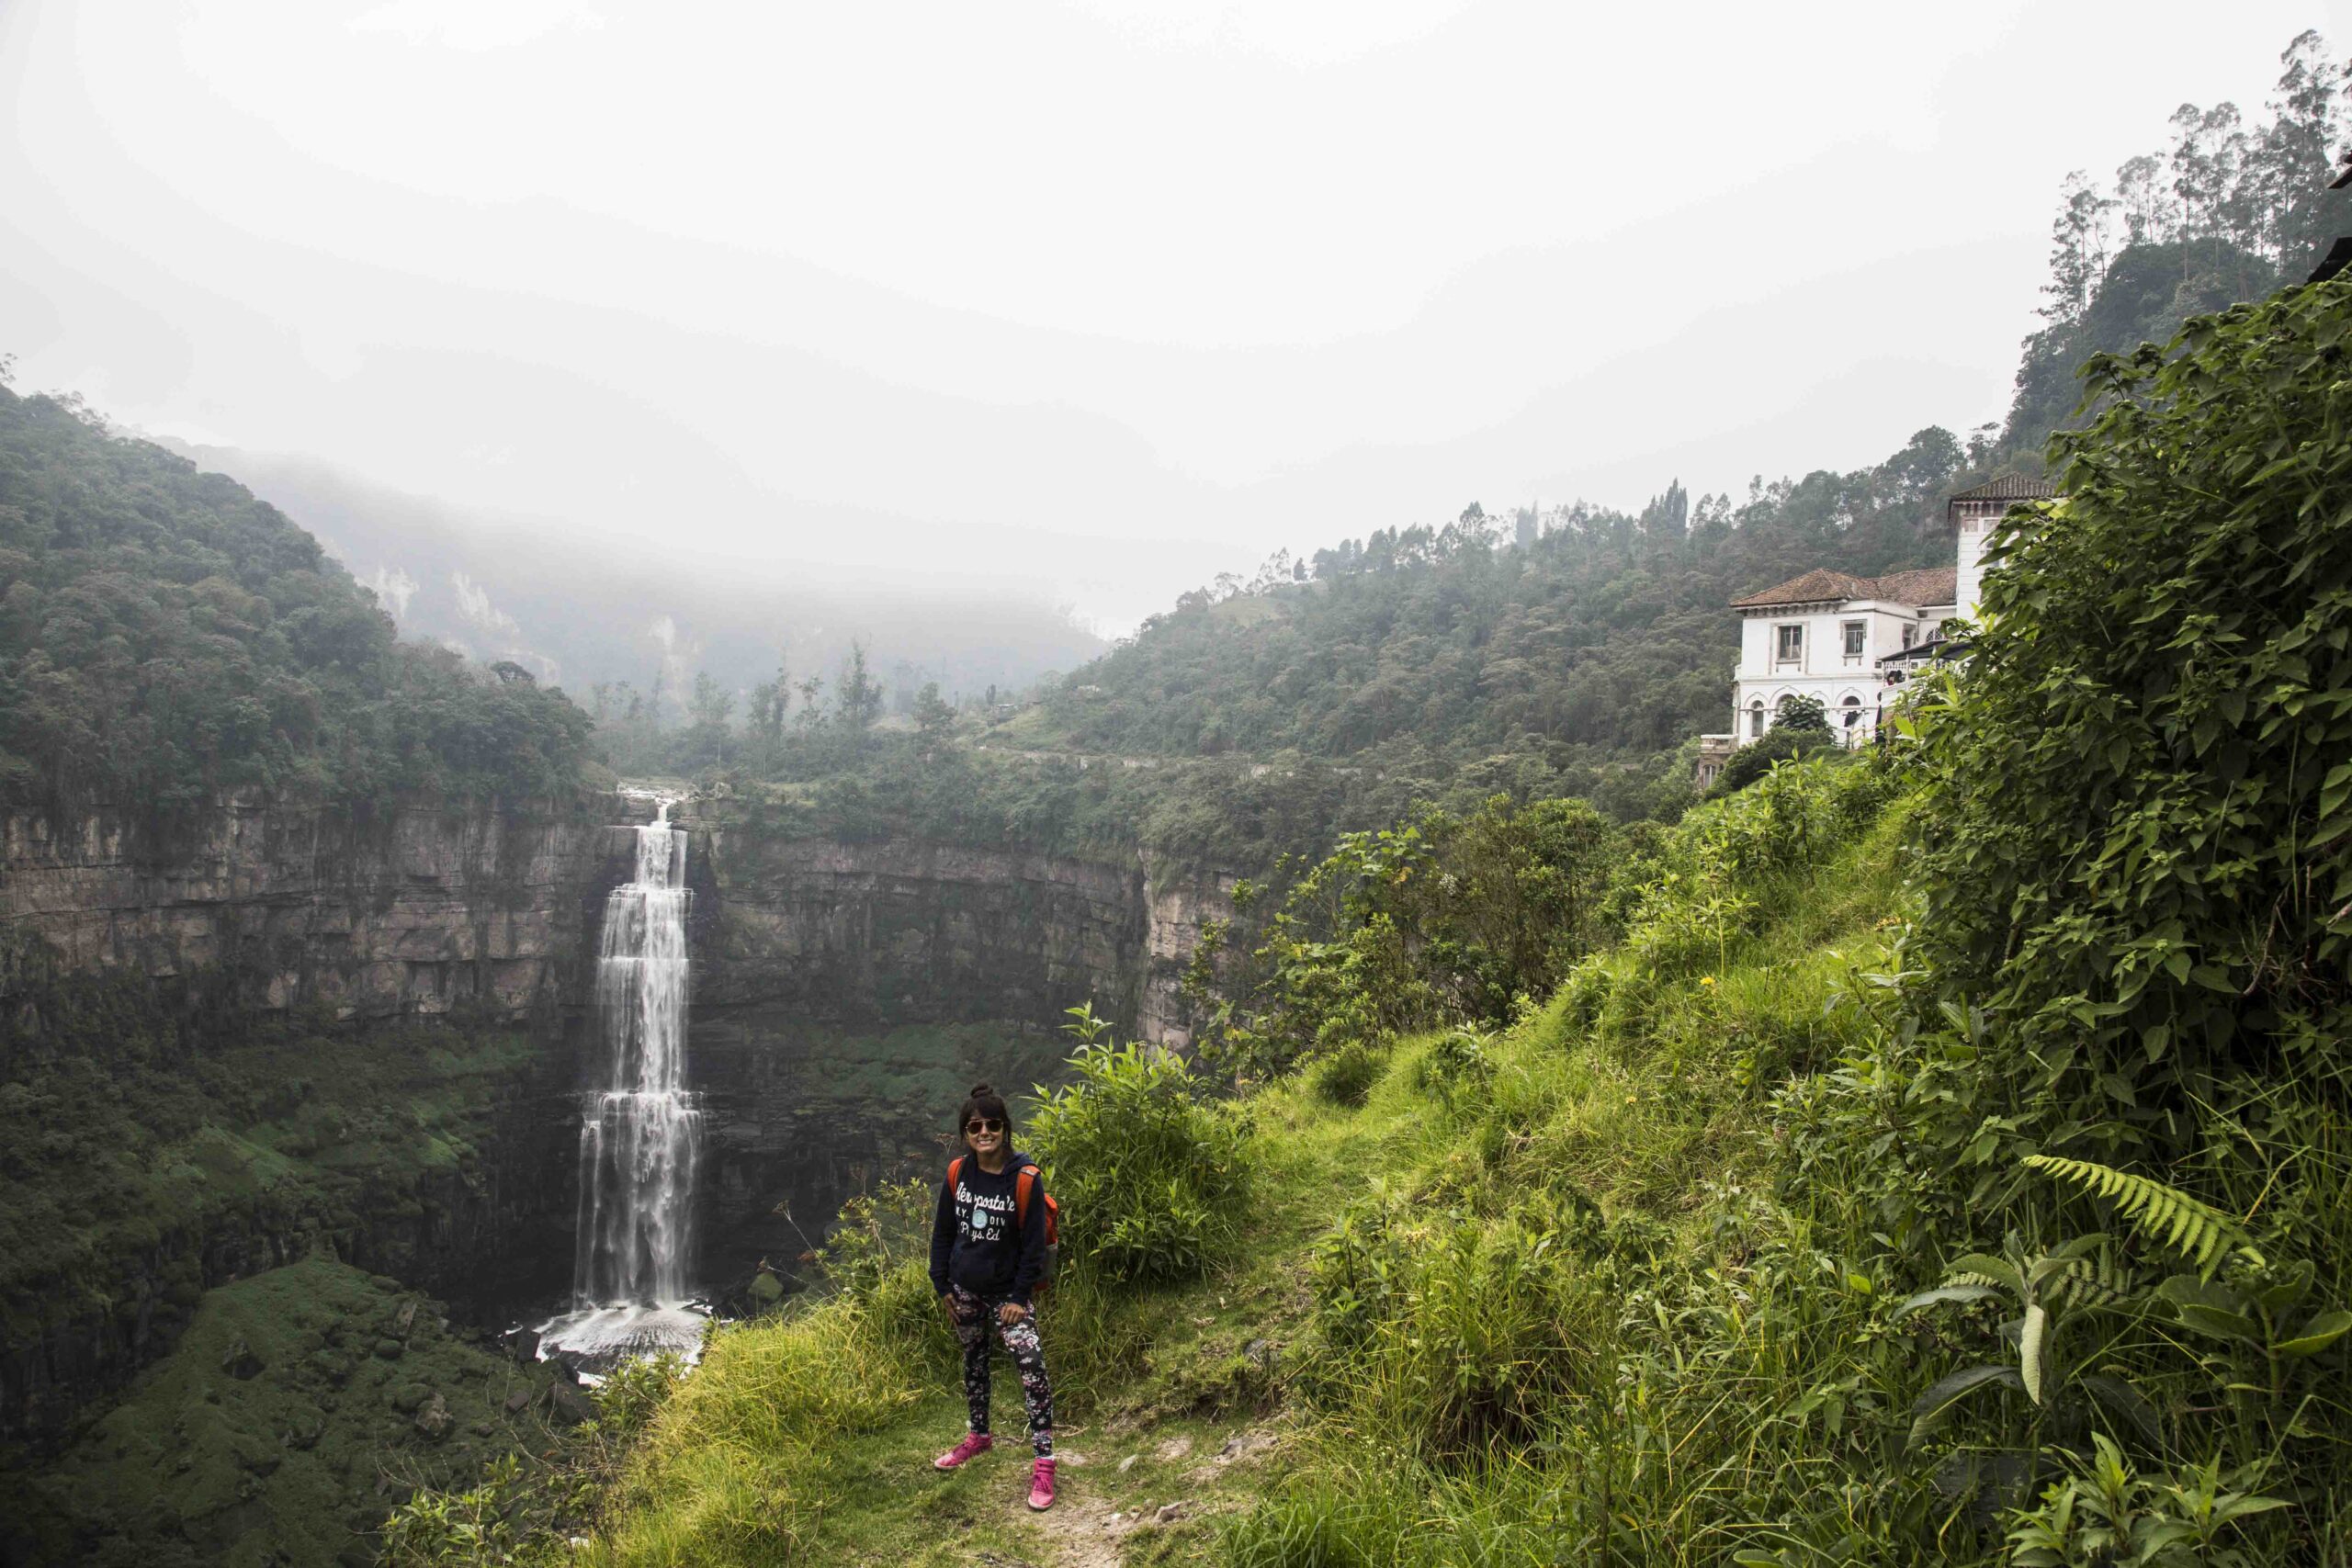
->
<box><xmin>1949</xmin><ymin>472</ymin><xmax>2056</xmax><ymax>504</ymax></box>
<box><xmin>1868</xmin><ymin>566</ymin><xmax>1958</xmax><ymax>606</ymax></box>
<box><xmin>1729</xmin><ymin>569</ymin><xmax>1871</xmax><ymax>608</ymax></box>
<box><xmin>1731</xmin><ymin>564</ymin><xmax>1956</xmax><ymax>610</ymax></box>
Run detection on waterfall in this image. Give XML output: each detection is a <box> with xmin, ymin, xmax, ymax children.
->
<box><xmin>538</xmin><ymin>796</ymin><xmax>707</xmax><ymax>1367</ymax></box>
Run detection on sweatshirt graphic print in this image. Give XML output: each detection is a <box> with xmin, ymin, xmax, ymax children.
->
<box><xmin>929</xmin><ymin>1152</ymin><xmax>1049</xmax><ymax>1306</ymax></box>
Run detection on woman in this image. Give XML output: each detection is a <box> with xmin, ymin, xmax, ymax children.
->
<box><xmin>927</xmin><ymin>1082</ymin><xmax>1057</xmax><ymax>1511</ymax></box>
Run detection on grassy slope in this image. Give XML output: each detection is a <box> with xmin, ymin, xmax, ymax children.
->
<box><xmin>581</xmin><ymin>768</ymin><xmax>1909</xmax><ymax>1566</ymax></box>
<box><xmin>19</xmin><ymin>1257</ymin><xmax>565</xmax><ymax>1568</ymax></box>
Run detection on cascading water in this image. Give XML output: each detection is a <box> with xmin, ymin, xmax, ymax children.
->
<box><xmin>538</xmin><ymin>796</ymin><xmax>708</xmax><ymax>1367</ymax></box>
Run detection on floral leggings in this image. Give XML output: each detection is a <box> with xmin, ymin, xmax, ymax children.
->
<box><xmin>945</xmin><ymin>1282</ymin><xmax>1055</xmax><ymax>1455</ymax></box>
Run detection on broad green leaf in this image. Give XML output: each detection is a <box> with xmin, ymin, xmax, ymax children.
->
<box><xmin>1894</xmin><ymin>1283</ymin><xmax>2003</xmax><ymax>1319</ymax></box>
<box><xmin>2252</xmin><ymin>1259</ymin><xmax>2315</xmax><ymax>1314</ymax></box>
<box><xmin>1907</xmin><ymin>1364</ymin><xmax>2022</xmax><ymax>1448</ymax></box>
<box><xmin>2019</xmin><ymin>1303</ymin><xmax>2050</xmax><ymax>1404</ymax></box>
<box><xmin>2274</xmin><ymin>1310</ymin><xmax>2352</xmax><ymax>1359</ymax></box>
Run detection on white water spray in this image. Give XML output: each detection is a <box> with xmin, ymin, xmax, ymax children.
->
<box><xmin>539</xmin><ymin>796</ymin><xmax>707</xmax><ymax>1365</ymax></box>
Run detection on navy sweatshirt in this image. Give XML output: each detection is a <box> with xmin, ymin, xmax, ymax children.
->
<box><xmin>929</xmin><ymin>1150</ymin><xmax>1049</xmax><ymax>1306</ymax></box>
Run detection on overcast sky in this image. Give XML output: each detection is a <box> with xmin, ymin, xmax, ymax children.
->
<box><xmin>3</xmin><ymin>1</ymin><xmax>2344</xmax><ymax>630</ymax></box>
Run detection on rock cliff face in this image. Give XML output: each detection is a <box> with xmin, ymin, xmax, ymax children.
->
<box><xmin>676</xmin><ymin>802</ymin><xmax>1233</xmax><ymax>1048</ymax></box>
<box><xmin>0</xmin><ymin>792</ymin><xmax>632</xmax><ymax>1048</ymax></box>
<box><xmin>660</xmin><ymin>803</ymin><xmax>1237</xmax><ymax>1297</ymax></box>
<box><xmin>0</xmin><ymin>793</ymin><xmax>635</xmax><ymax>1447</ymax></box>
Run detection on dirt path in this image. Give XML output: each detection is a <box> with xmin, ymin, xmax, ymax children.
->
<box><xmin>961</xmin><ymin>1425</ymin><xmax>1287</xmax><ymax>1567</ymax></box>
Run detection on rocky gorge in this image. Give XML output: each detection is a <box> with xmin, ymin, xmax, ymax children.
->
<box><xmin>0</xmin><ymin>788</ymin><xmax>1233</xmax><ymax>1460</ymax></box>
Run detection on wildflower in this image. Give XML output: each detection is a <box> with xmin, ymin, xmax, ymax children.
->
<box><xmin>1700</xmin><ymin>976</ymin><xmax>1717</xmax><ymax>987</ymax></box>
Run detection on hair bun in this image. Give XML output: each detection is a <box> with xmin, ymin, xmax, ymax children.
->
<box><xmin>968</xmin><ymin>1081</ymin><xmax>995</xmax><ymax>1098</ymax></box>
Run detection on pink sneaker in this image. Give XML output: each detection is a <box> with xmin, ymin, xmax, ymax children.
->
<box><xmin>934</xmin><ymin>1432</ymin><xmax>993</xmax><ymax>1471</ymax></box>
<box><xmin>1027</xmin><ymin>1455</ymin><xmax>1057</xmax><ymax>1511</ymax></box>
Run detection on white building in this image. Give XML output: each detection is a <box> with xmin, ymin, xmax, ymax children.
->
<box><xmin>1692</xmin><ymin>474</ymin><xmax>2054</xmax><ymax>786</ymax></box>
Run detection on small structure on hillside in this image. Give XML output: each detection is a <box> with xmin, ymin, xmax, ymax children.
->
<box><xmin>1695</xmin><ymin>474</ymin><xmax>2055</xmax><ymax>776</ymax></box>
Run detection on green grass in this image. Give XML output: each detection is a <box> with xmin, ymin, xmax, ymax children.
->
<box><xmin>572</xmin><ymin>1042</ymin><xmax>1404</xmax><ymax>1566</ymax></box>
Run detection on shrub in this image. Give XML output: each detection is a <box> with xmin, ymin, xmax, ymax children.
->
<box><xmin>1307</xmin><ymin>1040</ymin><xmax>1385</xmax><ymax>1108</ymax></box>
<box><xmin>1409</xmin><ymin>1029</ymin><xmax>1492</xmax><ymax>1109</ymax></box>
<box><xmin>1773</xmin><ymin>692</ymin><xmax>1833</xmax><ymax>736</ymax></box>
<box><xmin>1708</xmin><ymin>725</ymin><xmax>1839</xmax><ymax>795</ymax></box>
<box><xmin>1202</xmin><ymin>795</ymin><xmax>1621</xmax><ymax>1077</ymax></box>
<box><xmin>594</xmin><ymin>1352</ymin><xmax>683</xmax><ymax>1442</ymax></box>
<box><xmin>1906</xmin><ymin>278</ymin><xmax>2352</xmax><ymax>1172</ymax></box>
<box><xmin>1025</xmin><ymin>1006</ymin><xmax>1254</xmax><ymax>1284</ymax></box>
<box><xmin>1306</xmin><ymin>1184</ymin><xmax>1610</xmax><ymax>1461</ymax></box>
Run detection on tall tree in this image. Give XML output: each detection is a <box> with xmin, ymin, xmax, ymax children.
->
<box><xmin>833</xmin><ymin>640</ymin><xmax>883</xmax><ymax>741</ymax></box>
<box><xmin>747</xmin><ymin>649</ymin><xmax>790</xmax><ymax>768</ymax></box>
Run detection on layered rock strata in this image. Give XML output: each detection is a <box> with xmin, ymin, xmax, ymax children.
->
<box><xmin>0</xmin><ymin>792</ymin><xmax>632</xmax><ymax>1048</ymax></box>
<box><xmin>675</xmin><ymin>804</ymin><xmax>1233</xmax><ymax>1048</ymax></box>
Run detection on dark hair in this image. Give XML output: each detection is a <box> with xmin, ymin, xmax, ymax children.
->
<box><xmin>957</xmin><ymin>1082</ymin><xmax>1011</xmax><ymax>1135</ymax></box>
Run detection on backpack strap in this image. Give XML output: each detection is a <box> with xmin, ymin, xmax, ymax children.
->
<box><xmin>1014</xmin><ymin>1165</ymin><xmax>1035</xmax><ymax>1227</ymax></box>
<box><xmin>947</xmin><ymin>1156</ymin><xmax>965</xmax><ymax>1193</ymax></box>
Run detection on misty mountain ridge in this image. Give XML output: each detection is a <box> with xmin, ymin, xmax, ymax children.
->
<box><xmin>164</xmin><ymin>444</ymin><xmax>1108</xmax><ymax>714</ymax></box>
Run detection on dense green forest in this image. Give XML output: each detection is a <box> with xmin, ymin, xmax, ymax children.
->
<box><xmin>0</xmin><ymin>378</ymin><xmax>593</xmax><ymax>813</ymax></box>
<box><xmin>1002</xmin><ymin>430</ymin><xmax>1962</xmax><ymax>767</ymax></box>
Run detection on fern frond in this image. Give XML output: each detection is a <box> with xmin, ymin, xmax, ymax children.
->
<box><xmin>2022</xmin><ymin>1155</ymin><xmax>2261</xmax><ymax>1275</ymax></box>
<box><xmin>2041</xmin><ymin>1253</ymin><xmax>2139</xmax><ymax>1311</ymax></box>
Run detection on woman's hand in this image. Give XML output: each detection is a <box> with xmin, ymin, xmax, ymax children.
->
<box><xmin>997</xmin><ymin>1301</ymin><xmax>1028</xmax><ymax>1325</ymax></box>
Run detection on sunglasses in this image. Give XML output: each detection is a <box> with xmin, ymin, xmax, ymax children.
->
<box><xmin>965</xmin><ymin>1118</ymin><xmax>1004</xmax><ymax>1134</ymax></box>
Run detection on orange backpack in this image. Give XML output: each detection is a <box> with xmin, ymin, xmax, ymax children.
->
<box><xmin>947</xmin><ymin>1156</ymin><xmax>1061</xmax><ymax>1289</ymax></box>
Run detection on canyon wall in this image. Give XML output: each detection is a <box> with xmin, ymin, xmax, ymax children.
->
<box><xmin>676</xmin><ymin>801</ymin><xmax>1232</xmax><ymax>1047</ymax></box>
<box><xmin>670</xmin><ymin>801</ymin><xmax>1236</xmax><ymax>1291</ymax></box>
<box><xmin>0</xmin><ymin>791</ymin><xmax>1234</xmax><ymax>1447</ymax></box>
<box><xmin>0</xmin><ymin>791</ymin><xmax>638</xmax><ymax>1046</ymax></box>
<box><xmin>0</xmin><ymin>792</ymin><xmax>637</xmax><ymax>1446</ymax></box>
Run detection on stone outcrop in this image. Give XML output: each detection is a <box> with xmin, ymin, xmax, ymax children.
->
<box><xmin>0</xmin><ymin>792</ymin><xmax>635</xmax><ymax>1051</ymax></box>
<box><xmin>663</xmin><ymin>803</ymin><xmax>1238</xmax><ymax>1299</ymax></box>
<box><xmin>676</xmin><ymin>801</ymin><xmax>1234</xmax><ymax>1048</ymax></box>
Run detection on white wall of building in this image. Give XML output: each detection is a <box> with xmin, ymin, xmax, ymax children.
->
<box><xmin>1955</xmin><ymin>504</ymin><xmax>1997</xmax><ymax>618</ymax></box>
<box><xmin>1732</xmin><ymin>599</ymin><xmax>1946</xmax><ymax>745</ymax></box>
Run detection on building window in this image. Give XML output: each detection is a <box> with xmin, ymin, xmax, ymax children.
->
<box><xmin>1902</xmin><ymin>622</ymin><xmax>1917</xmax><ymax>650</ymax></box>
<box><xmin>1842</xmin><ymin>621</ymin><xmax>1865</xmax><ymax>662</ymax></box>
<box><xmin>1774</xmin><ymin>624</ymin><xmax>1803</xmax><ymax>665</ymax></box>
<box><xmin>1748</xmin><ymin>700</ymin><xmax>1766</xmax><ymax>739</ymax></box>
<box><xmin>1841</xmin><ymin>694</ymin><xmax>1863</xmax><ymax>738</ymax></box>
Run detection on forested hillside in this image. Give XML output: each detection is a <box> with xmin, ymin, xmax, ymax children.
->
<box><xmin>1004</xmin><ymin>426</ymin><xmax>1963</xmax><ymax>766</ymax></box>
<box><xmin>0</xmin><ymin>381</ymin><xmax>592</xmax><ymax>811</ymax></box>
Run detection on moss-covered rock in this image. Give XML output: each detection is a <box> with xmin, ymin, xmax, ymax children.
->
<box><xmin>14</xmin><ymin>1257</ymin><xmax>559</xmax><ymax>1568</ymax></box>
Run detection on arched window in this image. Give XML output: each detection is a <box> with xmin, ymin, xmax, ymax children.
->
<box><xmin>1841</xmin><ymin>693</ymin><xmax>1863</xmax><ymax>743</ymax></box>
<box><xmin>1748</xmin><ymin>699</ymin><xmax>1767</xmax><ymax>739</ymax></box>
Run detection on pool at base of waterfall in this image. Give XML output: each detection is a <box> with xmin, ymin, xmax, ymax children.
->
<box><xmin>534</xmin><ymin>1301</ymin><xmax>713</xmax><ymax>1376</ymax></box>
